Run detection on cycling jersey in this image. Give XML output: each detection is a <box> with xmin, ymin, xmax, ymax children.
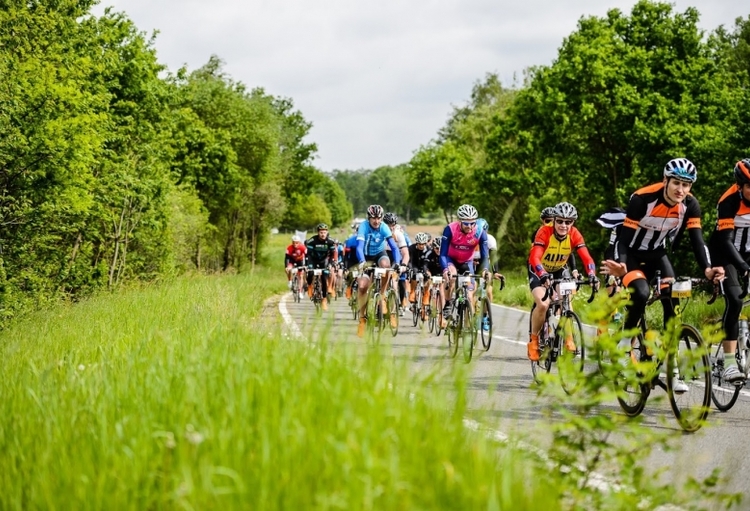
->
<box><xmin>285</xmin><ymin>243</ymin><xmax>307</xmax><ymax>266</ymax></box>
<box><xmin>305</xmin><ymin>235</ymin><xmax>337</xmax><ymax>267</ymax></box>
<box><xmin>408</xmin><ymin>243</ymin><xmax>430</xmax><ymax>274</ymax></box>
<box><xmin>343</xmin><ymin>234</ymin><xmax>359</xmax><ymax>269</ymax></box>
<box><xmin>529</xmin><ymin>225</ymin><xmax>595</xmax><ymax>277</ymax></box>
<box><xmin>440</xmin><ymin>222</ymin><xmax>488</xmax><ymax>270</ymax></box>
<box><xmin>709</xmin><ymin>184</ymin><xmax>750</xmax><ymax>272</ymax></box>
<box><xmin>356</xmin><ymin>221</ymin><xmax>401</xmax><ymax>264</ymax></box>
<box><xmin>619</xmin><ymin>182</ymin><xmax>710</xmax><ymax>269</ymax></box>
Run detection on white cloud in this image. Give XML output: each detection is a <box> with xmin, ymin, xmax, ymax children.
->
<box><xmin>93</xmin><ymin>0</ymin><xmax>746</xmax><ymax>171</ymax></box>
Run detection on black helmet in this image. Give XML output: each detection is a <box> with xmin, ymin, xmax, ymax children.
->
<box><xmin>540</xmin><ymin>207</ymin><xmax>556</xmax><ymax>222</ymax></box>
<box><xmin>383</xmin><ymin>212</ymin><xmax>398</xmax><ymax>225</ymax></box>
<box><xmin>734</xmin><ymin>159</ymin><xmax>750</xmax><ymax>186</ymax></box>
<box><xmin>316</xmin><ymin>223</ymin><xmax>329</xmax><ymax>231</ymax></box>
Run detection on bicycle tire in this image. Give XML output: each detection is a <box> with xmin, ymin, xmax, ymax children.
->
<box><xmin>446</xmin><ymin>302</ymin><xmax>458</xmax><ymax>358</ymax></box>
<box><xmin>667</xmin><ymin>324</ymin><xmax>711</xmax><ymax>432</ymax></box>
<box><xmin>480</xmin><ymin>297</ymin><xmax>493</xmax><ymax>350</ymax></box>
<box><xmin>387</xmin><ymin>289</ymin><xmax>399</xmax><ymax>337</ymax></box>
<box><xmin>291</xmin><ymin>275</ymin><xmax>300</xmax><ymax>303</ymax></box>
<box><xmin>367</xmin><ymin>291</ymin><xmax>382</xmax><ymax>343</ymax></box>
<box><xmin>557</xmin><ymin>311</ymin><xmax>585</xmax><ymax>395</ymax></box>
<box><xmin>615</xmin><ymin>332</ymin><xmax>650</xmax><ymax>417</ymax></box>
<box><xmin>434</xmin><ymin>292</ymin><xmax>444</xmax><ymax>337</ymax></box>
<box><xmin>462</xmin><ymin>302</ymin><xmax>476</xmax><ymax>363</ymax></box>
<box><xmin>313</xmin><ymin>277</ymin><xmax>323</xmax><ymax>314</ymax></box>
<box><xmin>709</xmin><ymin>343</ymin><xmax>741</xmax><ymax>412</ymax></box>
<box><xmin>412</xmin><ymin>285</ymin><xmax>421</xmax><ymax>327</ymax></box>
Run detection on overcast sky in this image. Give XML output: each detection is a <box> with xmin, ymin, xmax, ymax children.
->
<box><xmin>92</xmin><ymin>0</ymin><xmax>745</xmax><ymax>173</ymax></box>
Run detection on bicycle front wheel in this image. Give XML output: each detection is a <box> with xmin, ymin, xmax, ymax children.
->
<box><xmin>412</xmin><ymin>285</ymin><xmax>421</xmax><ymax>327</ymax></box>
<box><xmin>710</xmin><ymin>343</ymin><xmax>741</xmax><ymax>412</ymax></box>
<box><xmin>615</xmin><ymin>332</ymin><xmax>650</xmax><ymax>417</ymax></box>
<box><xmin>433</xmin><ymin>292</ymin><xmax>444</xmax><ymax>337</ymax></box>
<box><xmin>387</xmin><ymin>290</ymin><xmax>399</xmax><ymax>337</ymax></box>
<box><xmin>479</xmin><ymin>297</ymin><xmax>493</xmax><ymax>350</ymax></box>
<box><xmin>667</xmin><ymin>324</ymin><xmax>711</xmax><ymax>432</ymax></box>
<box><xmin>557</xmin><ymin>311</ymin><xmax>585</xmax><ymax>395</ymax></box>
<box><xmin>461</xmin><ymin>303</ymin><xmax>476</xmax><ymax>363</ymax></box>
<box><xmin>367</xmin><ymin>292</ymin><xmax>383</xmax><ymax>343</ymax></box>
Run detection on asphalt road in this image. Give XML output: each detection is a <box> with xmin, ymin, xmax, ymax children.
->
<box><xmin>279</xmin><ymin>291</ymin><xmax>750</xmax><ymax>498</ymax></box>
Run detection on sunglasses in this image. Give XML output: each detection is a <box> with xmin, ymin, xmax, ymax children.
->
<box><xmin>555</xmin><ymin>219</ymin><xmax>574</xmax><ymax>226</ymax></box>
<box><xmin>461</xmin><ymin>221</ymin><xmax>477</xmax><ymax>227</ymax></box>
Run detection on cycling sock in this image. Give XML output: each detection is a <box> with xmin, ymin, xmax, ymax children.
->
<box><xmin>724</xmin><ymin>351</ymin><xmax>738</xmax><ymax>367</ymax></box>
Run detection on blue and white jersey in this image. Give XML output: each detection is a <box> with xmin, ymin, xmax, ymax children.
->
<box><xmin>357</xmin><ymin>221</ymin><xmax>393</xmax><ymax>255</ymax></box>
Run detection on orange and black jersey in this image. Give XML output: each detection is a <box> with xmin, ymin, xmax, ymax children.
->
<box><xmin>620</xmin><ymin>182</ymin><xmax>711</xmax><ymax>269</ymax></box>
<box><xmin>529</xmin><ymin>225</ymin><xmax>596</xmax><ymax>277</ymax></box>
<box><xmin>708</xmin><ymin>184</ymin><xmax>750</xmax><ymax>272</ymax></box>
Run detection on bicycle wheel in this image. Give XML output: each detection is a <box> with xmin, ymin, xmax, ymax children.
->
<box><xmin>667</xmin><ymin>324</ymin><xmax>711</xmax><ymax>432</ymax></box>
<box><xmin>614</xmin><ymin>332</ymin><xmax>650</xmax><ymax>417</ymax></box>
<box><xmin>557</xmin><ymin>311</ymin><xmax>585</xmax><ymax>395</ymax></box>
<box><xmin>367</xmin><ymin>292</ymin><xmax>383</xmax><ymax>343</ymax></box>
<box><xmin>387</xmin><ymin>289</ymin><xmax>399</xmax><ymax>337</ymax></box>
<box><xmin>291</xmin><ymin>275</ymin><xmax>300</xmax><ymax>303</ymax></box>
<box><xmin>479</xmin><ymin>297</ymin><xmax>493</xmax><ymax>350</ymax></box>
<box><xmin>434</xmin><ymin>292</ymin><xmax>444</xmax><ymax>337</ymax></box>
<box><xmin>709</xmin><ymin>344</ymin><xmax>741</xmax><ymax>412</ymax></box>
<box><xmin>531</xmin><ymin>331</ymin><xmax>553</xmax><ymax>384</ymax></box>
<box><xmin>446</xmin><ymin>303</ymin><xmax>458</xmax><ymax>358</ymax></box>
<box><xmin>412</xmin><ymin>285</ymin><xmax>421</xmax><ymax>327</ymax></box>
<box><xmin>461</xmin><ymin>303</ymin><xmax>477</xmax><ymax>363</ymax></box>
<box><xmin>313</xmin><ymin>278</ymin><xmax>323</xmax><ymax>314</ymax></box>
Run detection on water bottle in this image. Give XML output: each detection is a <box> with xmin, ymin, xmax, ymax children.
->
<box><xmin>613</xmin><ymin>310</ymin><xmax>623</xmax><ymax>325</ymax></box>
<box><xmin>548</xmin><ymin>311</ymin><xmax>559</xmax><ymax>333</ymax></box>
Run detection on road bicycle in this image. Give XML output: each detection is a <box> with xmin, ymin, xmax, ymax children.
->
<box><xmin>363</xmin><ymin>266</ymin><xmax>399</xmax><ymax>342</ymax></box>
<box><xmin>709</xmin><ymin>279</ymin><xmax>750</xmax><ymax>412</ymax></box>
<box><xmin>611</xmin><ymin>271</ymin><xmax>711</xmax><ymax>432</ymax></box>
<box><xmin>474</xmin><ymin>273</ymin><xmax>505</xmax><ymax>351</ymax></box>
<box><xmin>444</xmin><ymin>272</ymin><xmax>482</xmax><ymax>362</ymax></box>
<box><xmin>531</xmin><ymin>276</ymin><xmax>596</xmax><ymax>394</ymax></box>
<box><xmin>289</xmin><ymin>266</ymin><xmax>305</xmax><ymax>303</ymax></box>
<box><xmin>427</xmin><ymin>275</ymin><xmax>444</xmax><ymax>336</ymax></box>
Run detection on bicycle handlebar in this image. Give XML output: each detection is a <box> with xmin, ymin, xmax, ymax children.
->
<box><xmin>542</xmin><ymin>277</ymin><xmax>598</xmax><ymax>303</ymax></box>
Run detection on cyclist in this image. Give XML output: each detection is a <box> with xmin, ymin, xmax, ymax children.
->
<box><xmin>343</xmin><ymin>232</ymin><xmax>360</xmax><ymax>299</ymax></box>
<box><xmin>327</xmin><ymin>238</ymin><xmax>345</xmax><ymax>297</ymax></box>
<box><xmin>708</xmin><ymin>158</ymin><xmax>750</xmax><ymax>384</ymax></box>
<box><xmin>440</xmin><ymin>204</ymin><xmax>490</xmax><ymax>323</ymax></box>
<box><xmin>528</xmin><ymin>202</ymin><xmax>598</xmax><ymax>361</ymax></box>
<box><xmin>384</xmin><ymin>212</ymin><xmax>410</xmax><ymax>315</ymax></box>
<box><xmin>355</xmin><ymin>205</ymin><xmax>402</xmax><ymax>337</ymax></box>
<box><xmin>601</xmin><ymin>158</ymin><xmax>724</xmax><ymax>392</ymax></box>
<box><xmin>285</xmin><ymin>235</ymin><xmax>307</xmax><ymax>298</ymax></box>
<box><xmin>305</xmin><ymin>223</ymin><xmax>338</xmax><ymax>311</ymax></box>
<box><xmin>472</xmin><ymin>218</ymin><xmax>504</xmax><ymax>305</ymax></box>
<box><xmin>407</xmin><ymin>232</ymin><xmax>432</xmax><ymax>318</ymax></box>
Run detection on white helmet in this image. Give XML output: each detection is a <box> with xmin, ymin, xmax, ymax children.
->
<box><xmin>291</xmin><ymin>235</ymin><xmax>301</xmax><ymax>242</ymax></box>
<box><xmin>456</xmin><ymin>204</ymin><xmax>478</xmax><ymax>220</ymax></box>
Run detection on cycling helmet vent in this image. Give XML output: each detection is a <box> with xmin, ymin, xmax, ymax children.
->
<box><xmin>456</xmin><ymin>204</ymin><xmax>478</xmax><ymax>220</ymax></box>
<box><xmin>663</xmin><ymin>158</ymin><xmax>697</xmax><ymax>183</ymax></box>
<box><xmin>383</xmin><ymin>212</ymin><xmax>398</xmax><ymax>225</ymax></box>
<box><xmin>414</xmin><ymin>232</ymin><xmax>429</xmax><ymax>244</ymax></box>
<box><xmin>367</xmin><ymin>205</ymin><xmax>384</xmax><ymax>218</ymax></box>
<box><xmin>554</xmin><ymin>202</ymin><xmax>578</xmax><ymax>220</ymax></box>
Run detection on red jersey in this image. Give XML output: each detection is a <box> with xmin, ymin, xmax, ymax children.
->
<box><xmin>286</xmin><ymin>243</ymin><xmax>307</xmax><ymax>263</ymax></box>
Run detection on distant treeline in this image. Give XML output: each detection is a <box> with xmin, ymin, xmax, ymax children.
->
<box><xmin>0</xmin><ymin>1</ymin><xmax>351</xmax><ymax>323</ymax></box>
<box><xmin>335</xmin><ymin>1</ymin><xmax>750</xmax><ymax>272</ymax></box>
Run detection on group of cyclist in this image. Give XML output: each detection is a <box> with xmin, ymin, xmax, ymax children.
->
<box><xmin>284</xmin><ymin>156</ymin><xmax>750</xmax><ymax>387</ymax></box>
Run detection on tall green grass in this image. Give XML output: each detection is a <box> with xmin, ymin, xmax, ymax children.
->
<box><xmin>0</xmin><ymin>269</ymin><xmax>559</xmax><ymax>510</ymax></box>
